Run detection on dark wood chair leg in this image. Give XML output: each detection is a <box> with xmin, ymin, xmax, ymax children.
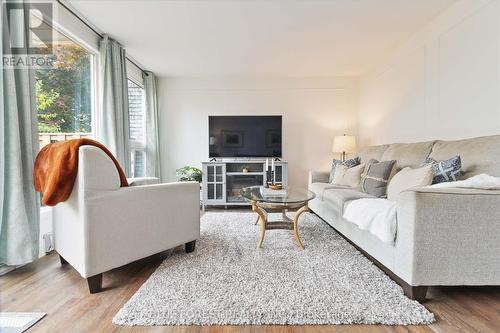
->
<box><xmin>185</xmin><ymin>240</ymin><xmax>196</xmax><ymax>253</ymax></box>
<box><xmin>403</xmin><ymin>285</ymin><xmax>428</xmax><ymax>302</ymax></box>
<box><xmin>59</xmin><ymin>254</ymin><xmax>68</xmax><ymax>265</ymax></box>
<box><xmin>87</xmin><ymin>273</ymin><xmax>103</xmax><ymax>294</ymax></box>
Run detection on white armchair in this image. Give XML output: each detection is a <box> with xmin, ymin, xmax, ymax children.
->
<box><xmin>53</xmin><ymin>146</ymin><xmax>200</xmax><ymax>293</ymax></box>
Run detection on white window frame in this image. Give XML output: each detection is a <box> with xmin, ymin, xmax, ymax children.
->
<box><xmin>44</xmin><ymin>27</ymin><xmax>98</xmax><ymax>140</ymax></box>
<box><xmin>127</xmin><ymin>77</ymin><xmax>147</xmax><ymax>177</ymax></box>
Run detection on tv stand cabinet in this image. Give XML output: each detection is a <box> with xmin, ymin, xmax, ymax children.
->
<box><xmin>201</xmin><ymin>160</ymin><xmax>288</xmax><ymax>209</ymax></box>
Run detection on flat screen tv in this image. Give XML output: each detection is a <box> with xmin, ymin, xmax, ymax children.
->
<box><xmin>209</xmin><ymin>116</ymin><xmax>282</xmax><ymax>158</ymax></box>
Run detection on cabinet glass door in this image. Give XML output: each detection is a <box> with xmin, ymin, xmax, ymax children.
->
<box><xmin>208</xmin><ymin>165</ymin><xmax>215</xmax><ymax>182</ymax></box>
<box><xmin>206</xmin><ymin>164</ymin><xmax>225</xmax><ymax>201</ymax></box>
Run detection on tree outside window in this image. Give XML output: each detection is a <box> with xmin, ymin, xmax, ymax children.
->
<box><xmin>35</xmin><ymin>28</ymin><xmax>93</xmax><ymax>149</ymax></box>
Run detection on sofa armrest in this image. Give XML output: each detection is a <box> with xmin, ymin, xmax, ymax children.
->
<box><xmin>395</xmin><ymin>187</ymin><xmax>500</xmax><ymax>286</ymax></box>
<box><xmin>308</xmin><ymin>170</ymin><xmax>330</xmax><ymax>184</ymax></box>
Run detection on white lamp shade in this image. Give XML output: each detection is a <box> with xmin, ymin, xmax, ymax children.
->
<box><xmin>332</xmin><ymin>135</ymin><xmax>356</xmax><ymax>153</ymax></box>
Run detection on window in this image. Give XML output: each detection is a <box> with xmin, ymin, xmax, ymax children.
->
<box><xmin>36</xmin><ymin>26</ymin><xmax>95</xmax><ymax>149</ymax></box>
<box><xmin>128</xmin><ymin>79</ymin><xmax>146</xmax><ymax>177</ymax></box>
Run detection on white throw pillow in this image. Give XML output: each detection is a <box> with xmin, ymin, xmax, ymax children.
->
<box><xmin>332</xmin><ymin>164</ymin><xmax>365</xmax><ymax>187</ymax></box>
<box><xmin>387</xmin><ymin>166</ymin><xmax>433</xmax><ymax>201</ymax></box>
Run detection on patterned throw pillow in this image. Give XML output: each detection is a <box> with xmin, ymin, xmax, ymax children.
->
<box><xmin>360</xmin><ymin>159</ymin><xmax>396</xmax><ymax>198</ymax></box>
<box><xmin>424</xmin><ymin>155</ymin><xmax>462</xmax><ymax>184</ymax></box>
<box><xmin>329</xmin><ymin>157</ymin><xmax>360</xmax><ymax>183</ymax></box>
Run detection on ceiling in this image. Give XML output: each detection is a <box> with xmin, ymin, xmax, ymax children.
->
<box><xmin>67</xmin><ymin>0</ymin><xmax>456</xmax><ymax>77</ymax></box>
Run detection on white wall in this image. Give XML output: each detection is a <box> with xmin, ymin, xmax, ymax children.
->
<box><xmin>358</xmin><ymin>0</ymin><xmax>500</xmax><ymax>146</ymax></box>
<box><xmin>158</xmin><ymin>77</ymin><xmax>359</xmax><ymax>187</ymax></box>
<box><xmin>158</xmin><ymin>0</ymin><xmax>500</xmax><ymax>186</ymax></box>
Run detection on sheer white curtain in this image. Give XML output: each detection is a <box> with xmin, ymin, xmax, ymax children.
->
<box><xmin>143</xmin><ymin>71</ymin><xmax>160</xmax><ymax>178</ymax></box>
<box><xmin>0</xmin><ymin>1</ymin><xmax>40</xmax><ymax>265</ymax></box>
<box><xmin>98</xmin><ymin>35</ymin><xmax>131</xmax><ymax>176</ymax></box>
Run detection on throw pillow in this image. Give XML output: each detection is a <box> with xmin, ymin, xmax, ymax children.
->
<box><xmin>328</xmin><ymin>157</ymin><xmax>360</xmax><ymax>183</ymax></box>
<box><xmin>360</xmin><ymin>159</ymin><xmax>396</xmax><ymax>197</ymax></box>
<box><xmin>424</xmin><ymin>155</ymin><xmax>462</xmax><ymax>184</ymax></box>
<box><xmin>387</xmin><ymin>166</ymin><xmax>433</xmax><ymax>201</ymax></box>
<box><xmin>332</xmin><ymin>163</ymin><xmax>365</xmax><ymax>187</ymax></box>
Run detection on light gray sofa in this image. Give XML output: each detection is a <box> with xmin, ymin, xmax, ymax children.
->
<box><xmin>308</xmin><ymin>135</ymin><xmax>500</xmax><ymax>301</ymax></box>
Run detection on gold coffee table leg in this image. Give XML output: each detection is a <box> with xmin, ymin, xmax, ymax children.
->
<box><xmin>252</xmin><ymin>202</ymin><xmax>261</xmax><ymax>225</ymax></box>
<box><xmin>293</xmin><ymin>205</ymin><xmax>309</xmax><ymax>250</ymax></box>
<box><xmin>253</xmin><ymin>204</ymin><xmax>267</xmax><ymax>248</ymax></box>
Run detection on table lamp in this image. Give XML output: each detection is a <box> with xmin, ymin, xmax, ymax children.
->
<box><xmin>333</xmin><ymin>134</ymin><xmax>356</xmax><ymax>162</ymax></box>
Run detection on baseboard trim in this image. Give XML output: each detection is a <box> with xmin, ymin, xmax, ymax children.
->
<box><xmin>0</xmin><ymin>264</ymin><xmax>20</xmax><ymax>276</ymax></box>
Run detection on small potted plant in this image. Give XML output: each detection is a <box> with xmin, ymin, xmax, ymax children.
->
<box><xmin>176</xmin><ymin>166</ymin><xmax>203</xmax><ymax>186</ymax></box>
<box><xmin>242</xmin><ymin>165</ymin><xmax>250</xmax><ymax>173</ymax></box>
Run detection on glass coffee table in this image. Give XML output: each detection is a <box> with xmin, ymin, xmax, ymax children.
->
<box><xmin>240</xmin><ymin>186</ymin><xmax>316</xmax><ymax>250</ymax></box>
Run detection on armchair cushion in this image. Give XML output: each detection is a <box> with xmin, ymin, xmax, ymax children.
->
<box><xmin>127</xmin><ymin>177</ymin><xmax>160</xmax><ymax>186</ymax></box>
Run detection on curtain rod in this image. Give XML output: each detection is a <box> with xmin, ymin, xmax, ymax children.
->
<box><xmin>56</xmin><ymin>0</ymin><xmax>148</xmax><ymax>76</ymax></box>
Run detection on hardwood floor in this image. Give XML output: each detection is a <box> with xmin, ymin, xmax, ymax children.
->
<box><xmin>1</xmin><ymin>211</ymin><xmax>499</xmax><ymax>332</ymax></box>
<box><xmin>2</xmin><ymin>253</ymin><xmax>499</xmax><ymax>333</ymax></box>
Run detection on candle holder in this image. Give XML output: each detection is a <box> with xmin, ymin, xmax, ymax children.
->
<box><xmin>264</xmin><ymin>158</ymin><xmax>278</xmax><ymax>188</ymax></box>
<box><xmin>265</xmin><ymin>170</ymin><xmax>274</xmax><ymax>188</ymax></box>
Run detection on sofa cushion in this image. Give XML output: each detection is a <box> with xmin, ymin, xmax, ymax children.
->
<box><xmin>357</xmin><ymin>144</ymin><xmax>389</xmax><ymax>163</ymax></box>
<box><xmin>127</xmin><ymin>177</ymin><xmax>160</xmax><ymax>186</ymax></box>
<box><xmin>323</xmin><ymin>188</ymin><xmax>375</xmax><ymax>213</ymax></box>
<box><xmin>381</xmin><ymin>141</ymin><xmax>435</xmax><ymax>169</ymax></box>
<box><xmin>309</xmin><ymin>182</ymin><xmax>350</xmax><ymax>201</ymax></box>
<box><xmin>428</xmin><ymin>135</ymin><xmax>500</xmax><ymax>179</ymax></box>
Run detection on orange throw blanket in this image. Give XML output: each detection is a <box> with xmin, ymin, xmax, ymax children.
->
<box><xmin>34</xmin><ymin>139</ymin><xmax>128</xmax><ymax>206</ymax></box>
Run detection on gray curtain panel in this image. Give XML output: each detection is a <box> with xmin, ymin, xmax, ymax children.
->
<box><xmin>98</xmin><ymin>35</ymin><xmax>131</xmax><ymax>176</ymax></box>
<box><xmin>143</xmin><ymin>71</ymin><xmax>160</xmax><ymax>178</ymax></box>
<box><xmin>0</xmin><ymin>1</ymin><xmax>40</xmax><ymax>265</ymax></box>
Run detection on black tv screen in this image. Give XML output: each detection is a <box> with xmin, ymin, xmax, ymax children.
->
<box><xmin>209</xmin><ymin>116</ymin><xmax>282</xmax><ymax>158</ymax></box>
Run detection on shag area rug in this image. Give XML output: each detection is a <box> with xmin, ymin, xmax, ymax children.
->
<box><xmin>113</xmin><ymin>212</ymin><xmax>434</xmax><ymax>326</ymax></box>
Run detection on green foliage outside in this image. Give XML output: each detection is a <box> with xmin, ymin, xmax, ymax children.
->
<box><xmin>36</xmin><ymin>43</ymin><xmax>92</xmax><ymax>133</ymax></box>
<box><xmin>176</xmin><ymin>166</ymin><xmax>203</xmax><ymax>183</ymax></box>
